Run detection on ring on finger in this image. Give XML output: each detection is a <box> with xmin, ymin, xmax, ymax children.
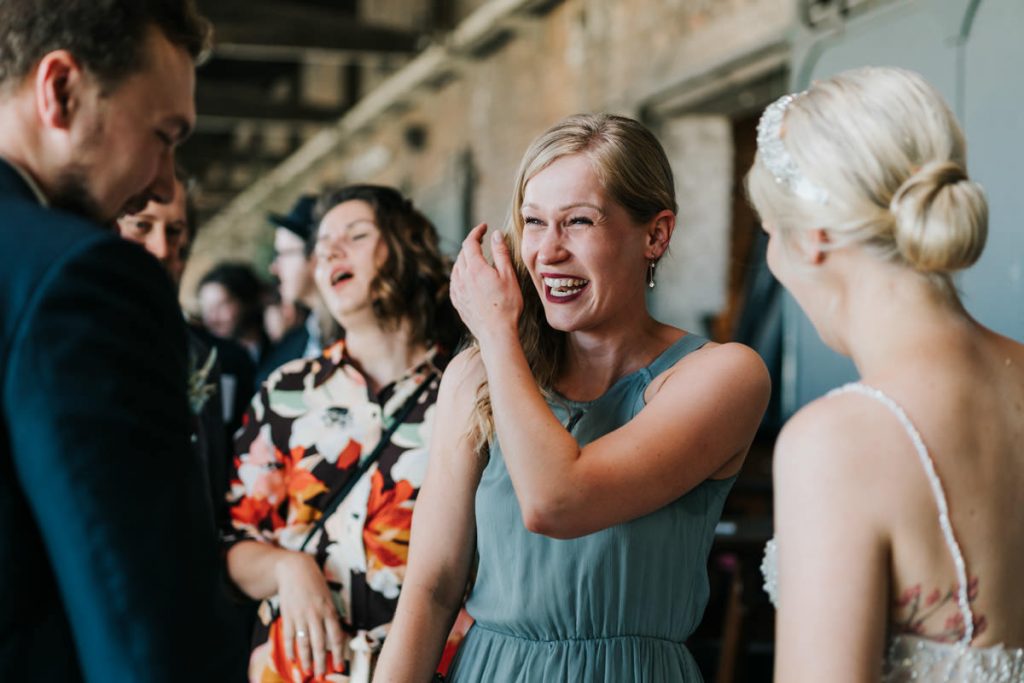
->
<box><xmin>296</xmin><ymin>629</ymin><xmax>308</xmax><ymax>639</ymax></box>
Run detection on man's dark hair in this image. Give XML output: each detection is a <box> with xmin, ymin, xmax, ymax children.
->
<box><xmin>0</xmin><ymin>0</ymin><xmax>211</xmax><ymax>91</ymax></box>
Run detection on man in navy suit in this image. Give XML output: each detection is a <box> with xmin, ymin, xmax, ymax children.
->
<box><xmin>0</xmin><ymin>1</ymin><xmax>238</xmax><ymax>681</ymax></box>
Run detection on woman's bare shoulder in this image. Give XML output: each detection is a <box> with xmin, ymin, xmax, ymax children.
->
<box><xmin>653</xmin><ymin>339</ymin><xmax>770</xmax><ymax>403</ymax></box>
<box><xmin>774</xmin><ymin>390</ymin><xmax>912</xmax><ymax>503</ymax></box>
<box><xmin>771</xmin><ymin>392</ymin><xmax>915</xmax><ymax>555</ymax></box>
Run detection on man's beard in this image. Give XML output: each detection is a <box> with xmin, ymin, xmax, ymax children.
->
<box><xmin>50</xmin><ymin>165</ymin><xmax>145</xmax><ymax>228</ymax></box>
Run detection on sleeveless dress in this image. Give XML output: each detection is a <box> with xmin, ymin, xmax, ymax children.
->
<box><xmin>447</xmin><ymin>334</ymin><xmax>735</xmax><ymax>682</ymax></box>
<box><xmin>761</xmin><ymin>382</ymin><xmax>1024</xmax><ymax>682</ymax></box>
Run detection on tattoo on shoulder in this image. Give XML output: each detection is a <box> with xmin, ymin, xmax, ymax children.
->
<box><xmin>892</xmin><ymin>576</ymin><xmax>986</xmax><ymax>642</ymax></box>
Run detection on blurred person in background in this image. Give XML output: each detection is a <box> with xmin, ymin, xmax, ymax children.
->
<box><xmin>258</xmin><ymin>194</ymin><xmax>330</xmax><ymax>385</ymax></box>
<box><xmin>198</xmin><ymin>261</ymin><xmax>270</xmax><ymax>375</ymax></box>
<box><xmin>117</xmin><ymin>170</ymin><xmax>191</xmax><ymax>283</ymax></box>
<box><xmin>118</xmin><ymin>168</ymin><xmax>252</xmax><ymax>682</ymax></box>
<box><xmin>263</xmin><ymin>291</ymin><xmax>291</xmax><ymax>344</ymax></box>
<box><xmin>118</xmin><ymin>173</ymin><xmax>225</xmax><ymax>514</ymax></box>
<box><xmin>119</xmin><ymin>171</ymin><xmax>254</xmax><ymax>444</ymax></box>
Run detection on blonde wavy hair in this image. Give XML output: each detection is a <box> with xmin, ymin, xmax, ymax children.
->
<box><xmin>746</xmin><ymin>67</ymin><xmax>988</xmax><ymax>295</ymax></box>
<box><xmin>469</xmin><ymin>113</ymin><xmax>677</xmax><ymax>451</ymax></box>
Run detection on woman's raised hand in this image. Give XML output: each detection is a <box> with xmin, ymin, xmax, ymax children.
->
<box><xmin>274</xmin><ymin>551</ymin><xmax>345</xmax><ymax>679</ymax></box>
<box><xmin>451</xmin><ymin>223</ymin><xmax>523</xmax><ymax>346</ymax></box>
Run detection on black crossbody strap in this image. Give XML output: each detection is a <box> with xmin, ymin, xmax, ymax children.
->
<box><xmin>299</xmin><ymin>373</ymin><xmax>436</xmax><ymax>553</ymax></box>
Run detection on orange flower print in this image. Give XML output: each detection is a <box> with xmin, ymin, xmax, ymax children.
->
<box><xmin>231</xmin><ymin>495</ymin><xmax>280</xmax><ymax>529</ymax></box>
<box><xmin>363</xmin><ymin>471</ymin><xmax>414</xmax><ymax>571</ymax></box>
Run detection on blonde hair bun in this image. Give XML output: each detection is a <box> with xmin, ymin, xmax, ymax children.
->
<box><xmin>747</xmin><ymin>67</ymin><xmax>992</xmax><ymax>287</ymax></box>
<box><xmin>890</xmin><ymin>160</ymin><xmax>988</xmax><ymax>273</ymax></box>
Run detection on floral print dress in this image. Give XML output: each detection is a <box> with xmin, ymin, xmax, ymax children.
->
<box><xmin>224</xmin><ymin>340</ymin><xmax>463</xmax><ymax>682</ymax></box>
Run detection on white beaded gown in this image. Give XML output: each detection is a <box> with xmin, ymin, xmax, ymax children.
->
<box><xmin>760</xmin><ymin>383</ymin><xmax>1024</xmax><ymax>682</ymax></box>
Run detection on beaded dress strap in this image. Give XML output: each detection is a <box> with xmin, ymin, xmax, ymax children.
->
<box><xmin>828</xmin><ymin>382</ymin><xmax>974</xmax><ymax>646</ymax></box>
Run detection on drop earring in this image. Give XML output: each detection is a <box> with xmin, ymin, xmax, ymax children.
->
<box><xmin>647</xmin><ymin>260</ymin><xmax>656</xmax><ymax>289</ymax></box>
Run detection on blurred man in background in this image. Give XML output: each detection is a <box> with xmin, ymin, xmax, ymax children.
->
<box><xmin>258</xmin><ymin>194</ymin><xmax>327</xmax><ymax>383</ymax></box>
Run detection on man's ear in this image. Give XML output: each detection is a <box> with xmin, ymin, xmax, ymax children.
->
<box><xmin>645</xmin><ymin>209</ymin><xmax>676</xmax><ymax>261</ymax></box>
<box><xmin>34</xmin><ymin>50</ymin><xmax>84</xmax><ymax>131</ymax></box>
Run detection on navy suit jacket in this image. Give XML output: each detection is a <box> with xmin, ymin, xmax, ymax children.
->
<box><xmin>0</xmin><ymin>159</ymin><xmax>237</xmax><ymax>681</ymax></box>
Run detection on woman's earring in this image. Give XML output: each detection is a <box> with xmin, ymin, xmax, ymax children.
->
<box><xmin>647</xmin><ymin>260</ymin><xmax>656</xmax><ymax>289</ymax></box>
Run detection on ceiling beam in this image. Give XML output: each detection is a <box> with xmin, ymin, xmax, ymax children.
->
<box><xmin>210</xmin><ymin>43</ymin><xmax>411</xmax><ymax>66</ymax></box>
<box><xmin>195</xmin><ymin>82</ymin><xmax>345</xmax><ymax>123</ymax></box>
<box><xmin>178</xmin><ymin>132</ymin><xmax>300</xmax><ymax>167</ymax></box>
<box><xmin>183</xmin><ymin>0</ymin><xmax>435</xmax><ymax>223</ymax></box>
<box><xmin>205</xmin><ymin>2</ymin><xmax>425</xmax><ymax>53</ymax></box>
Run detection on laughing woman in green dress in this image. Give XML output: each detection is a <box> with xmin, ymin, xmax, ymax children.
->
<box><xmin>374</xmin><ymin>114</ymin><xmax>771</xmax><ymax>682</ymax></box>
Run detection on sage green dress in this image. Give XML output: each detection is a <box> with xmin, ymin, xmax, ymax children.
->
<box><xmin>448</xmin><ymin>334</ymin><xmax>735</xmax><ymax>682</ymax></box>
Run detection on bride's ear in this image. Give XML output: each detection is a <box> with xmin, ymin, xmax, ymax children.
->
<box><xmin>802</xmin><ymin>228</ymin><xmax>830</xmax><ymax>265</ymax></box>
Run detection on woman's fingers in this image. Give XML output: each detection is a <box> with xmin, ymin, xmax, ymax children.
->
<box><xmin>491</xmin><ymin>230</ymin><xmax>516</xmax><ymax>280</ymax></box>
<box><xmin>281</xmin><ymin>613</ymin><xmax>341</xmax><ymax>678</ymax></box>
<box><xmin>460</xmin><ymin>223</ymin><xmax>488</xmax><ymax>267</ymax></box>
<box><xmin>308</xmin><ymin>617</ymin><xmax>328</xmax><ymax>677</ymax></box>
<box><xmin>273</xmin><ymin>552</ymin><xmax>346</xmax><ymax>675</ymax></box>
<box><xmin>451</xmin><ymin>226</ymin><xmax>487</xmax><ymax>313</ymax></box>
<box><xmin>282</xmin><ymin>616</ymin><xmax>296</xmax><ymax>660</ymax></box>
<box><xmin>324</xmin><ymin>613</ymin><xmax>346</xmax><ymax>672</ymax></box>
<box><xmin>295</xmin><ymin>623</ymin><xmax>313</xmax><ymax>674</ymax></box>
<box><xmin>451</xmin><ymin>221</ymin><xmax>524</xmax><ymax>338</ymax></box>
<box><xmin>464</xmin><ymin>222</ymin><xmax>487</xmax><ymax>244</ymax></box>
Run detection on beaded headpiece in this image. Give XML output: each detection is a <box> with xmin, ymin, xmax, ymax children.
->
<box><xmin>756</xmin><ymin>93</ymin><xmax>830</xmax><ymax>205</ymax></box>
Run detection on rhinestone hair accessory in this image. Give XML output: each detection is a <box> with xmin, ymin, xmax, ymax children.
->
<box><xmin>756</xmin><ymin>93</ymin><xmax>830</xmax><ymax>205</ymax></box>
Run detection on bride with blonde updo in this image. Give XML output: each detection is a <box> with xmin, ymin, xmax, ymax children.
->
<box><xmin>748</xmin><ymin>66</ymin><xmax>1024</xmax><ymax>682</ymax></box>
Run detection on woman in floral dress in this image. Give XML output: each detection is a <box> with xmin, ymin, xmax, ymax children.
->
<box><xmin>222</xmin><ymin>185</ymin><xmax>465</xmax><ymax>683</ymax></box>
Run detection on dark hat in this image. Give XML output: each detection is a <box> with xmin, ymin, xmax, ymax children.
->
<box><xmin>268</xmin><ymin>194</ymin><xmax>317</xmax><ymax>241</ymax></box>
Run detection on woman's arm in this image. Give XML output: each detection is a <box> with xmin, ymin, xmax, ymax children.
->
<box><xmin>772</xmin><ymin>398</ymin><xmax>889</xmax><ymax>683</ymax></box>
<box><xmin>226</xmin><ymin>541</ymin><xmax>346</xmax><ymax>677</ymax></box>
<box><xmin>450</xmin><ymin>226</ymin><xmax>771</xmax><ymax>538</ymax></box>
<box><xmin>374</xmin><ymin>352</ymin><xmax>487</xmax><ymax>683</ymax></box>
<box><xmin>222</xmin><ymin>385</ymin><xmax>345</xmax><ymax>679</ymax></box>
